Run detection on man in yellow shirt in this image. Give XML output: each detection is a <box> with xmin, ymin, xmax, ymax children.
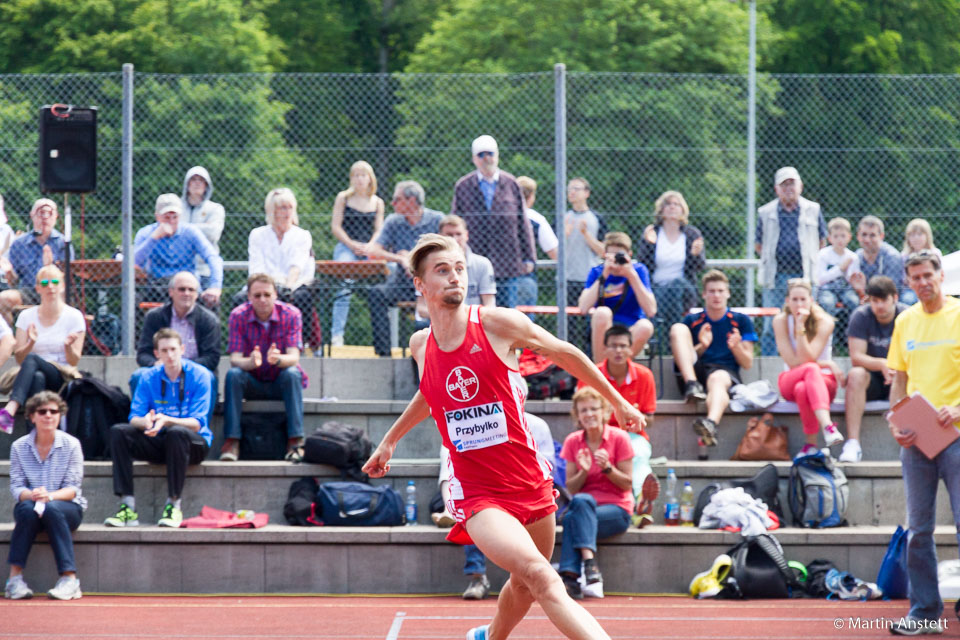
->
<box><xmin>886</xmin><ymin>250</ymin><xmax>960</xmax><ymax>636</ymax></box>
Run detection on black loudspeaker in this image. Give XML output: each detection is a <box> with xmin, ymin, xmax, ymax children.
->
<box><xmin>39</xmin><ymin>105</ymin><xmax>97</xmax><ymax>193</ymax></box>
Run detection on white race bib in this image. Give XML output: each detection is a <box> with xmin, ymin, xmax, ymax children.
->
<box><xmin>444</xmin><ymin>401</ymin><xmax>509</xmax><ymax>452</ymax></box>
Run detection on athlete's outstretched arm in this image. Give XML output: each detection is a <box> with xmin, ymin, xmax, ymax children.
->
<box><xmin>363</xmin><ymin>389</ymin><xmax>430</xmax><ymax>477</ymax></box>
<box><xmin>363</xmin><ymin>331</ymin><xmax>431</xmax><ymax>477</ymax></box>
<box><xmin>484</xmin><ymin>307</ymin><xmax>646</xmax><ymax>432</ymax></box>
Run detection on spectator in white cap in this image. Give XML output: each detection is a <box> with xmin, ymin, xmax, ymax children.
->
<box><xmin>451</xmin><ymin>134</ymin><xmax>536</xmax><ymax>309</ymax></box>
<box><xmin>755</xmin><ymin>167</ymin><xmax>827</xmax><ymax>355</ymax></box>
<box><xmin>134</xmin><ymin>193</ymin><xmax>223</xmax><ymax>308</ymax></box>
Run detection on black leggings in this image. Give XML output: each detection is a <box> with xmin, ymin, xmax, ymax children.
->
<box><xmin>11</xmin><ymin>353</ymin><xmax>64</xmax><ymax>405</ymax></box>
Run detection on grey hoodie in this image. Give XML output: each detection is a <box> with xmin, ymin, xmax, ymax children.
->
<box><xmin>181</xmin><ymin>166</ymin><xmax>225</xmax><ymax>276</ymax></box>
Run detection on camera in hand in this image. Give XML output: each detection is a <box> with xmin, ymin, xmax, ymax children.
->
<box><xmin>614</xmin><ymin>252</ymin><xmax>629</xmax><ymax>265</ymax></box>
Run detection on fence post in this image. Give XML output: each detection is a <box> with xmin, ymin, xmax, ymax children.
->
<box><xmin>121</xmin><ymin>63</ymin><xmax>135</xmax><ymax>355</ymax></box>
<box><xmin>554</xmin><ymin>63</ymin><xmax>568</xmax><ymax>341</ymax></box>
<box><xmin>745</xmin><ymin>0</ymin><xmax>757</xmax><ymax>307</ymax></box>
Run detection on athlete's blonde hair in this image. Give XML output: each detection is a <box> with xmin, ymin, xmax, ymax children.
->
<box><xmin>409</xmin><ymin>233</ymin><xmax>464</xmax><ymax>280</ymax></box>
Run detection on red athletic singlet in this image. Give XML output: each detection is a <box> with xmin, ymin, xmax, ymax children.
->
<box><xmin>419</xmin><ymin>305</ymin><xmax>555</xmax><ymax>544</ymax></box>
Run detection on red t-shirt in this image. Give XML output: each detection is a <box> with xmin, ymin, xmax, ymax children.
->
<box><xmin>578</xmin><ymin>359</ymin><xmax>656</xmax><ymax>429</ymax></box>
<box><xmin>560</xmin><ymin>425</ymin><xmax>634</xmax><ymax>513</ymax></box>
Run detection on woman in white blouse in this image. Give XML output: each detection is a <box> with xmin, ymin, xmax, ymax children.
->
<box><xmin>233</xmin><ymin>188</ymin><xmax>318</xmax><ymax>347</ymax></box>
<box><xmin>0</xmin><ymin>265</ymin><xmax>84</xmax><ymax>433</ymax></box>
<box><xmin>637</xmin><ymin>191</ymin><xmax>707</xmax><ymax>327</ymax></box>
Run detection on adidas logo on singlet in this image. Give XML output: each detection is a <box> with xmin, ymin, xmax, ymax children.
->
<box><xmin>469</xmin><ymin>343</ymin><xmax>482</xmax><ymax>354</ymax></box>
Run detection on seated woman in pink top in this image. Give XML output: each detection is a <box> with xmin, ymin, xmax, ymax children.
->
<box><xmin>558</xmin><ymin>386</ymin><xmax>634</xmax><ymax>600</ymax></box>
<box><xmin>772</xmin><ymin>278</ymin><xmax>845</xmax><ymax>458</ymax></box>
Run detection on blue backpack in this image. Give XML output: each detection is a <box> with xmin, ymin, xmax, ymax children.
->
<box><xmin>788</xmin><ymin>450</ymin><xmax>849</xmax><ymax>528</ymax></box>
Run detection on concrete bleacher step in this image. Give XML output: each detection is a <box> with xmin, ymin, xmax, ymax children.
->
<box><xmin>0</xmin><ymin>459</ymin><xmax>924</xmax><ymax>528</ymax></box>
<box><xmin>0</xmin><ymin>523</ymin><xmax>945</xmax><ymax>594</ymax></box>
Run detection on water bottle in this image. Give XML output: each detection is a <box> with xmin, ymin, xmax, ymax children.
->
<box><xmin>664</xmin><ymin>468</ymin><xmax>679</xmax><ymax>525</ymax></box>
<box><xmin>405</xmin><ymin>480</ymin><xmax>418</xmax><ymax>525</ymax></box>
<box><xmin>680</xmin><ymin>482</ymin><xmax>695</xmax><ymax>527</ymax></box>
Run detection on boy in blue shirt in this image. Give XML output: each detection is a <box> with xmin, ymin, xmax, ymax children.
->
<box><xmin>578</xmin><ymin>231</ymin><xmax>656</xmax><ymax>362</ymax></box>
<box><xmin>105</xmin><ymin>328</ymin><xmax>213</xmax><ymax>528</ymax></box>
<box><xmin>670</xmin><ymin>270</ymin><xmax>757</xmax><ymax>459</ymax></box>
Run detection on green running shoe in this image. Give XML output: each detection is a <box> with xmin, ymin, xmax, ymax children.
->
<box><xmin>158</xmin><ymin>503</ymin><xmax>183</xmax><ymax>528</ymax></box>
<box><xmin>104</xmin><ymin>503</ymin><xmax>139</xmax><ymax>527</ymax></box>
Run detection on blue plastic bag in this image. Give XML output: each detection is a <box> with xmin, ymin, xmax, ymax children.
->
<box><xmin>876</xmin><ymin>525</ymin><xmax>909</xmax><ymax>599</ymax></box>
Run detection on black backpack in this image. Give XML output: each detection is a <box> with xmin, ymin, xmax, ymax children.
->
<box><xmin>283</xmin><ymin>477</ymin><xmax>322</xmax><ymax>526</ymax></box>
<box><xmin>719</xmin><ymin>533</ymin><xmax>802</xmax><ymax>599</ymax></box>
<box><xmin>60</xmin><ymin>375</ymin><xmax>131</xmax><ymax>460</ymax></box>
<box><xmin>693</xmin><ymin>463</ymin><xmax>784</xmax><ymax>526</ymax></box>
<box><xmin>303</xmin><ymin>421</ymin><xmax>374</xmax><ymax>481</ymax></box>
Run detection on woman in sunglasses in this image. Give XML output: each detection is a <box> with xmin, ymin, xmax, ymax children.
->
<box><xmin>0</xmin><ymin>265</ymin><xmax>85</xmax><ymax>432</ymax></box>
<box><xmin>6</xmin><ymin>391</ymin><xmax>85</xmax><ymax>600</ymax></box>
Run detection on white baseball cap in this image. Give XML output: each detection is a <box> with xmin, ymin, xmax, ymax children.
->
<box><xmin>471</xmin><ymin>135</ymin><xmax>498</xmax><ymax>156</ymax></box>
<box><xmin>154</xmin><ymin>193</ymin><xmax>182</xmax><ymax>215</ymax></box>
<box><xmin>774</xmin><ymin>166</ymin><xmax>801</xmax><ymax>186</ymax></box>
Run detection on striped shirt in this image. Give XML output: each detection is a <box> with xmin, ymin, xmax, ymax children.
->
<box><xmin>9</xmin><ymin>429</ymin><xmax>87</xmax><ymax>510</ymax></box>
<box><xmin>228</xmin><ymin>300</ymin><xmax>307</xmax><ymax>387</ymax></box>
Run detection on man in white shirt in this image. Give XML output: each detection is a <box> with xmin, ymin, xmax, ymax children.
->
<box><xmin>516</xmin><ymin>176</ymin><xmax>559</xmax><ymax>308</ymax></box>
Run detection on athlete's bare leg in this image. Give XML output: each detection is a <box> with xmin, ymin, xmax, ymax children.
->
<box><xmin>466</xmin><ymin>508</ymin><xmax>611</xmax><ymax>640</ymax></box>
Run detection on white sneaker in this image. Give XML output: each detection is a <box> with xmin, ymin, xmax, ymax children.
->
<box><xmin>838</xmin><ymin>439</ymin><xmax>862</xmax><ymax>463</ymax></box>
<box><xmin>331</xmin><ymin>335</ymin><xmax>345</xmax><ymax>347</ymax></box>
<box><xmin>4</xmin><ymin>575</ymin><xmax>33</xmax><ymax>599</ymax></box>
<box><xmin>47</xmin><ymin>575</ymin><xmax>82</xmax><ymax>600</ymax></box>
<box><xmin>822</xmin><ymin>422</ymin><xmax>843</xmax><ymax>447</ymax></box>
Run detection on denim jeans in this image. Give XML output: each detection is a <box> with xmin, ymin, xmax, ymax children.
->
<box><xmin>558</xmin><ymin>493</ymin><xmax>631</xmax><ymax>575</ymax></box>
<box><xmin>129</xmin><ymin>366</ymin><xmax>218</xmax><ymax>429</ymax></box>
<box><xmin>900</xmin><ymin>438</ymin><xmax>960</xmax><ymax>621</ymax></box>
<box><xmin>10</xmin><ymin>353</ymin><xmax>63</xmax><ymax>406</ymax></box>
<box><xmin>516</xmin><ymin>274</ymin><xmax>538</xmax><ymax>308</ymax></box>
<box><xmin>9</xmin><ymin>500</ymin><xmax>83</xmax><ymax>574</ymax></box>
<box><xmin>817</xmin><ymin>286</ymin><xmax>862</xmax><ymax>317</ymax></box>
<box><xmin>495</xmin><ymin>275</ymin><xmax>525</xmax><ymax>309</ymax></box>
<box><xmin>760</xmin><ymin>272</ymin><xmax>801</xmax><ymax>355</ymax></box>
<box><xmin>331</xmin><ymin>242</ymin><xmax>360</xmax><ymax>339</ymax></box>
<box><xmin>652</xmin><ymin>277</ymin><xmax>696</xmax><ymax>328</ymax></box>
<box><xmin>463</xmin><ymin>544</ymin><xmax>486</xmax><ymax>575</ymax></box>
<box><xmin>223</xmin><ymin>367</ymin><xmax>304</xmax><ymax>440</ymax></box>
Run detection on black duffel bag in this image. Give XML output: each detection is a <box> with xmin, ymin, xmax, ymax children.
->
<box><xmin>303</xmin><ymin>421</ymin><xmax>374</xmax><ymax>481</ymax></box>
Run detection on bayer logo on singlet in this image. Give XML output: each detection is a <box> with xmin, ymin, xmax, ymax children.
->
<box><xmin>445</xmin><ymin>366</ymin><xmax>479</xmax><ymax>402</ymax></box>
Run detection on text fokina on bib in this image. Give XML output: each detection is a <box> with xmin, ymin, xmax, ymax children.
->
<box><xmin>445</xmin><ymin>401</ymin><xmax>509</xmax><ymax>452</ymax></box>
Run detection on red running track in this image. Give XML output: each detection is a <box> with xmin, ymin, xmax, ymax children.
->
<box><xmin>0</xmin><ymin>594</ymin><xmax>955</xmax><ymax>639</ymax></box>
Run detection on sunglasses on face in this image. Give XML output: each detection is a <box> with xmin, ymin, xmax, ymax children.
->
<box><xmin>476</xmin><ymin>151</ymin><xmax>494</xmax><ymax>158</ymax></box>
<box><xmin>39</xmin><ymin>279</ymin><xmax>60</xmax><ymax>287</ymax></box>
<box><xmin>34</xmin><ymin>408</ymin><xmax>60</xmax><ymax>416</ymax></box>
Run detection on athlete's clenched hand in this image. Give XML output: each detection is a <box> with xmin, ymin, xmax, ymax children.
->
<box><xmin>614</xmin><ymin>402</ymin><xmax>646</xmax><ymax>434</ymax></box>
<box><xmin>362</xmin><ymin>442</ymin><xmax>395</xmax><ymax>478</ymax></box>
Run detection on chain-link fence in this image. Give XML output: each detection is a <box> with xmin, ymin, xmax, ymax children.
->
<box><xmin>1</xmin><ymin>69</ymin><xmax>959</xmax><ymax>358</ymax></box>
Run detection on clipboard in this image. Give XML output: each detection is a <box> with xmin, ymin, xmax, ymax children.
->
<box><xmin>887</xmin><ymin>392</ymin><xmax>960</xmax><ymax>460</ymax></box>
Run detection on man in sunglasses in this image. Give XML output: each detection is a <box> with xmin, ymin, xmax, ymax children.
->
<box><xmin>131</xmin><ymin>272</ymin><xmax>220</xmax><ymax>426</ymax></box>
<box><xmin>451</xmin><ymin>135</ymin><xmax>536</xmax><ymax>310</ymax></box>
<box><xmin>134</xmin><ymin>193</ymin><xmax>223</xmax><ymax>309</ymax></box>
<box><xmin>6</xmin><ymin>198</ymin><xmax>73</xmax><ymax>305</ymax></box>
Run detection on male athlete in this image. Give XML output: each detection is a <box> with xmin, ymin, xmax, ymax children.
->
<box><xmin>363</xmin><ymin>233</ymin><xmax>644</xmax><ymax>640</ymax></box>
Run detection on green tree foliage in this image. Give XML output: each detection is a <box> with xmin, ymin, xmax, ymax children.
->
<box><xmin>406</xmin><ymin>0</ymin><xmax>777</xmax><ymax>73</ymax></box>
<box><xmin>0</xmin><ymin>0</ymin><xmax>284</xmax><ymax>73</ymax></box>
<box><xmin>763</xmin><ymin>0</ymin><xmax>960</xmax><ymax>73</ymax></box>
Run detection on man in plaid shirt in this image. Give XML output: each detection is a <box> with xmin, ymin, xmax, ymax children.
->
<box><xmin>221</xmin><ymin>273</ymin><xmax>308</xmax><ymax>462</ymax></box>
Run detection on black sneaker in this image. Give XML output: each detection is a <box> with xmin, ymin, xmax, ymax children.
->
<box><xmin>692</xmin><ymin>417</ymin><xmax>718</xmax><ymax>447</ymax></box>
<box><xmin>560</xmin><ymin>573</ymin><xmax>583</xmax><ymax>600</ymax></box>
<box><xmin>684</xmin><ymin>380</ymin><xmax>706</xmax><ymax>402</ymax></box>
<box><xmin>583</xmin><ymin>558</ymin><xmax>602</xmax><ymax>585</ymax></box>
